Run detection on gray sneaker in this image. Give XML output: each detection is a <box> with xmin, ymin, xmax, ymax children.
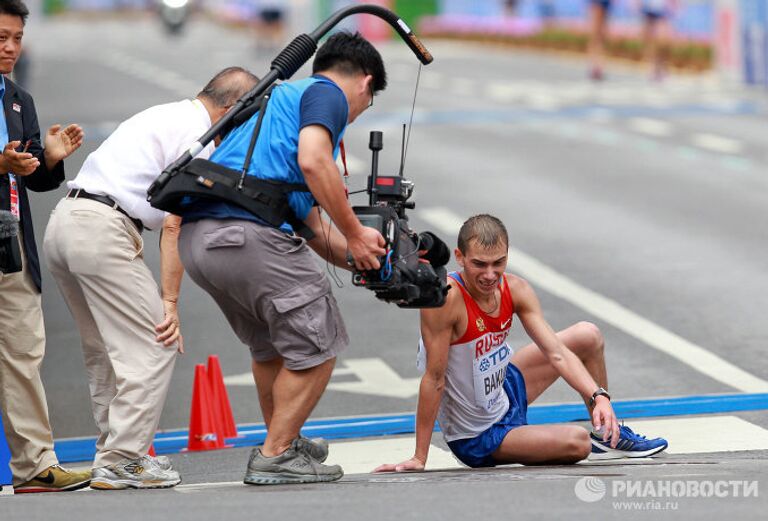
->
<box><xmin>152</xmin><ymin>455</ymin><xmax>173</xmax><ymax>471</ymax></box>
<box><xmin>244</xmin><ymin>440</ymin><xmax>343</xmax><ymax>485</ymax></box>
<box><xmin>91</xmin><ymin>455</ymin><xmax>181</xmax><ymax>490</ymax></box>
<box><xmin>296</xmin><ymin>435</ymin><xmax>329</xmax><ymax>462</ymax></box>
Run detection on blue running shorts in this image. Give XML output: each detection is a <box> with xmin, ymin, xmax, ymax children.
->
<box><xmin>447</xmin><ymin>364</ymin><xmax>528</xmax><ymax>468</ymax></box>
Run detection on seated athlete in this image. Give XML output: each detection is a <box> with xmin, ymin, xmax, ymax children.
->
<box><xmin>375</xmin><ymin>214</ymin><xmax>667</xmax><ymax>471</ymax></box>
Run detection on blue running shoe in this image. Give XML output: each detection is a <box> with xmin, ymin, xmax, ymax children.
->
<box><xmin>590</xmin><ymin>425</ymin><xmax>668</xmax><ymax>460</ymax></box>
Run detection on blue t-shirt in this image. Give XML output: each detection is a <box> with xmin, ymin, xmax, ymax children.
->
<box><xmin>180</xmin><ymin>75</ymin><xmax>348</xmax><ymax>232</ymax></box>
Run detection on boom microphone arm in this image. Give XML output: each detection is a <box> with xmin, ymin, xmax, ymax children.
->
<box><xmin>147</xmin><ymin>3</ymin><xmax>433</xmax><ymax>201</ymax></box>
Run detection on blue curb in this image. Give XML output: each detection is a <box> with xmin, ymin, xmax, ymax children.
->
<box><xmin>53</xmin><ymin>392</ymin><xmax>768</xmax><ymax>464</ymax></box>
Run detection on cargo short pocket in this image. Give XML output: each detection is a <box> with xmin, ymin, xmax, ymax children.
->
<box><xmin>271</xmin><ymin>279</ymin><xmax>337</xmax><ymax>355</ymax></box>
<box><xmin>204</xmin><ymin>225</ymin><xmax>245</xmax><ymax>250</ymax></box>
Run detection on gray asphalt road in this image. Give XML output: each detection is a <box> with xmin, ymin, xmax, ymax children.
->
<box><xmin>22</xmin><ymin>15</ymin><xmax>767</xmax><ymax>436</ymax></box>
<box><xmin>2</xmin><ymin>11</ymin><xmax>768</xmax><ymax>520</ymax></box>
<box><xmin>4</xmin><ymin>445</ymin><xmax>768</xmax><ymax>521</ymax></box>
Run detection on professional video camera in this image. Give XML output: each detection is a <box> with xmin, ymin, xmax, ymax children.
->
<box><xmin>351</xmin><ymin>130</ymin><xmax>449</xmax><ymax>308</ymax></box>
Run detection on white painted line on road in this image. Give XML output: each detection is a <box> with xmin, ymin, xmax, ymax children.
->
<box><xmin>172</xmin><ymin>416</ymin><xmax>768</xmax><ymax>490</ymax></box>
<box><xmin>222</xmin><ymin>372</ymin><xmax>254</xmax><ymax>386</ymax></box>
<box><xmin>326</xmin><ymin>358</ymin><xmax>420</xmax><ymax>399</ymax></box>
<box><xmin>224</xmin><ymin>358</ymin><xmax>363</xmax><ymax>386</ymax></box>
<box><xmin>691</xmin><ymin>133</ymin><xmax>744</xmax><ymax>155</ymax></box>
<box><xmin>419</xmin><ymin>207</ymin><xmax>768</xmax><ymax>393</ymax></box>
<box><xmin>175</xmin><ymin>481</ymin><xmax>243</xmax><ymax>493</ymax></box>
<box><xmin>327</xmin><ymin>438</ymin><xmax>459</xmax><ymax>474</ymax></box>
<box><xmin>96</xmin><ymin>50</ymin><xmax>199</xmax><ymax>98</ymax></box>
<box><xmin>628</xmin><ymin>118</ymin><xmax>673</xmax><ymax>137</ymax></box>
<box><xmin>627</xmin><ymin>416</ymin><xmax>768</xmax><ymax>454</ymax></box>
<box><xmin>146</xmin><ymin>416</ymin><xmax>768</xmax><ymax>493</ymax></box>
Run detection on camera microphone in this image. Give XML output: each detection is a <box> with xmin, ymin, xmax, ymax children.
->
<box><xmin>0</xmin><ymin>210</ymin><xmax>19</xmax><ymax>239</ymax></box>
<box><xmin>418</xmin><ymin>231</ymin><xmax>450</xmax><ymax>268</ymax></box>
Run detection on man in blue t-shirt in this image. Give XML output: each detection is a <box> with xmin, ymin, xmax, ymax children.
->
<box><xmin>176</xmin><ymin>32</ymin><xmax>387</xmax><ymax>485</ymax></box>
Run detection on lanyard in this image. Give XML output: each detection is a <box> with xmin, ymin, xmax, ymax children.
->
<box><xmin>339</xmin><ymin>139</ymin><xmax>349</xmax><ymax>199</ymax></box>
<box><xmin>8</xmin><ymin>173</ymin><xmax>19</xmax><ymax>218</ymax></box>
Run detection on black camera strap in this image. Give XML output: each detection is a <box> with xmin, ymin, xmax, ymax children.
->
<box><xmin>237</xmin><ymin>87</ymin><xmax>272</xmax><ymax>190</ymax></box>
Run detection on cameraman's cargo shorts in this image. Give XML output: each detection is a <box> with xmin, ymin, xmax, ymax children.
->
<box><xmin>178</xmin><ymin>219</ymin><xmax>348</xmax><ymax>370</ymax></box>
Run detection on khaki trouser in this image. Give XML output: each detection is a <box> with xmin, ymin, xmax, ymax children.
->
<box><xmin>43</xmin><ymin>197</ymin><xmax>177</xmax><ymax>468</ymax></box>
<box><xmin>0</xmin><ymin>231</ymin><xmax>58</xmax><ymax>485</ymax></box>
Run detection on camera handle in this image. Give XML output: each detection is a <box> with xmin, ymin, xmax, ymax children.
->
<box><xmin>147</xmin><ymin>3</ymin><xmax>433</xmax><ymax>201</ymax></box>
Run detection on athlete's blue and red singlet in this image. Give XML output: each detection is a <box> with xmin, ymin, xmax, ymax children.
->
<box><xmin>418</xmin><ymin>271</ymin><xmax>517</xmax><ymax>442</ymax></box>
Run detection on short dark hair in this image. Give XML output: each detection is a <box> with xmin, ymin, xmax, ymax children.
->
<box><xmin>312</xmin><ymin>32</ymin><xmax>387</xmax><ymax>93</ymax></box>
<box><xmin>197</xmin><ymin>67</ymin><xmax>260</xmax><ymax>108</ymax></box>
<box><xmin>0</xmin><ymin>0</ymin><xmax>30</xmax><ymax>24</ymax></box>
<box><xmin>458</xmin><ymin>214</ymin><xmax>509</xmax><ymax>254</ymax></box>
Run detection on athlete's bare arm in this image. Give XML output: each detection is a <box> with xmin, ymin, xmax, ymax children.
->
<box><xmin>507</xmin><ymin>274</ymin><xmax>619</xmax><ymax>445</ymax></box>
<box><xmin>373</xmin><ymin>280</ymin><xmax>463</xmax><ymax>472</ymax></box>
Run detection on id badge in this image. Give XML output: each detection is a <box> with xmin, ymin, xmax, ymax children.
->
<box><xmin>9</xmin><ymin>174</ymin><xmax>19</xmax><ymax>218</ymax></box>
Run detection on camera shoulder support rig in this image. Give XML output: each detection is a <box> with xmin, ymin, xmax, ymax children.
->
<box><xmin>147</xmin><ymin>88</ymin><xmax>314</xmax><ymax>238</ymax></box>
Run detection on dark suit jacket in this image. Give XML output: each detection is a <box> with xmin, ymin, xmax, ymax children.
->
<box><xmin>0</xmin><ymin>76</ymin><xmax>66</xmax><ymax>292</ymax></box>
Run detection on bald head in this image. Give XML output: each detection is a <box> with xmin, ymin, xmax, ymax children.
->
<box><xmin>197</xmin><ymin>67</ymin><xmax>260</xmax><ymax>109</ymax></box>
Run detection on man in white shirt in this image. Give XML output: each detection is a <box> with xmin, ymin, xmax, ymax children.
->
<box><xmin>42</xmin><ymin>66</ymin><xmax>259</xmax><ymax>490</ymax></box>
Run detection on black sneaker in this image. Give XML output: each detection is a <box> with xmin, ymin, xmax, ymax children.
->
<box><xmin>244</xmin><ymin>439</ymin><xmax>343</xmax><ymax>485</ymax></box>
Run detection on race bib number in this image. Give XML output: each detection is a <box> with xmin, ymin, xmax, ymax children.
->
<box><xmin>472</xmin><ymin>332</ymin><xmax>511</xmax><ymax>409</ymax></box>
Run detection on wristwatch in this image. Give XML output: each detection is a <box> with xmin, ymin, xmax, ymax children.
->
<box><xmin>589</xmin><ymin>387</ymin><xmax>611</xmax><ymax>408</ymax></box>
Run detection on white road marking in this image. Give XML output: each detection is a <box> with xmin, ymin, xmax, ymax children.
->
<box><xmin>622</xmin><ymin>416</ymin><xmax>768</xmax><ymax>454</ymax></box>
<box><xmin>95</xmin><ymin>50</ymin><xmax>199</xmax><ymax>97</ymax></box>
<box><xmin>628</xmin><ymin>118</ymin><xmax>673</xmax><ymax>137</ymax></box>
<box><xmin>225</xmin><ymin>364</ymin><xmax>353</xmax><ymax>386</ymax></box>
<box><xmin>172</xmin><ymin>415</ymin><xmax>768</xmax><ymax>491</ymax></box>
<box><xmin>326</xmin><ymin>358</ymin><xmax>420</xmax><ymax>399</ymax></box>
<box><xmin>326</xmin><ymin>438</ymin><xmax>459</xmax><ymax>474</ymax></box>
<box><xmin>225</xmin><ymin>357</ymin><xmax>419</xmax><ymax>398</ymax></box>
<box><xmin>419</xmin><ymin>207</ymin><xmax>768</xmax><ymax>393</ymax></box>
<box><xmin>691</xmin><ymin>133</ymin><xmax>744</xmax><ymax>154</ymax></box>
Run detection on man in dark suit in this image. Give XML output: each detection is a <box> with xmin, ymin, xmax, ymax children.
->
<box><xmin>0</xmin><ymin>0</ymin><xmax>90</xmax><ymax>493</ymax></box>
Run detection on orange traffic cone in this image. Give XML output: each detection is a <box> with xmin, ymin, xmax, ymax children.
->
<box><xmin>207</xmin><ymin>355</ymin><xmax>239</xmax><ymax>439</ymax></box>
<box><xmin>186</xmin><ymin>364</ymin><xmax>224</xmax><ymax>451</ymax></box>
<box><xmin>148</xmin><ymin>443</ymin><xmax>156</xmax><ymax>457</ymax></box>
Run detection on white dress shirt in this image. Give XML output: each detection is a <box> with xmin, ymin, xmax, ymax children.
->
<box><xmin>69</xmin><ymin>98</ymin><xmax>214</xmax><ymax>231</ymax></box>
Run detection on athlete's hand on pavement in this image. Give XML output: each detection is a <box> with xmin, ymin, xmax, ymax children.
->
<box><xmin>347</xmin><ymin>226</ymin><xmax>385</xmax><ymax>271</ymax></box>
<box><xmin>592</xmin><ymin>396</ymin><xmax>619</xmax><ymax>448</ymax></box>
<box><xmin>156</xmin><ymin>300</ymin><xmax>184</xmax><ymax>353</ymax></box>
<box><xmin>372</xmin><ymin>456</ymin><xmax>425</xmax><ymax>473</ymax></box>
<box><xmin>2</xmin><ymin>141</ymin><xmax>39</xmax><ymax>175</ymax></box>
